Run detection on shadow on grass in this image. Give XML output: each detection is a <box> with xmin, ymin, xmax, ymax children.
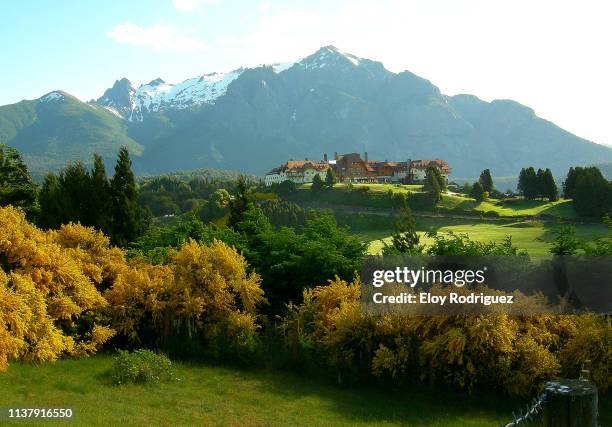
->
<box><xmin>188</xmin><ymin>362</ymin><xmax>523</xmax><ymax>426</ymax></box>
<box><xmin>197</xmin><ymin>362</ymin><xmax>612</xmax><ymax>426</ymax></box>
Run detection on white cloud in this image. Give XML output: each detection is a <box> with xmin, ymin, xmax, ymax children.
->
<box><xmin>107</xmin><ymin>22</ymin><xmax>206</xmax><ymax>52</ymax></box>
<box><xmin>221</xmin><ymin>9</ymin><xmax>328</xmax><ymax>66</ymax></box>
<box><xmin>219</xmin><ymin>0</ymin><xmax>612</xmax><ymax>146</ymax></box>
<box><xmin>172</xmin><ymin>0</ymin><xmax>221</xmax><ymax>12</ymax></box>
<box><xmin>259</xmin><ymin>1</ymin><xmax>272</xmax><ymax>12</ymax></box>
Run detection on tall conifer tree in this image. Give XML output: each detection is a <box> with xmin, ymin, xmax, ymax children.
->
<box><xmin>479</xmin><ymin>169</ymin><xmax>494</xmax><ymax>193</ymax></box>
<box><xmin>88</xmin><ymin>154</ymin><xmax>111</xmax><ymax>232</ymax></box>
<box><xmin>110</xmin><ymin>146</ymin><xmax>149</xmax><ymax>246</ymax></box>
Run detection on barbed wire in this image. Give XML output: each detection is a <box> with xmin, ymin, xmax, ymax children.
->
<box><xmin>502</xmin><ymin>390</ymin><xmax>548</xmax><ymax>427</ymax></box>
<box><xmin>503</xmin><ymin>360</ymin><xmax>592</xmax><ymax>427</ymax></box>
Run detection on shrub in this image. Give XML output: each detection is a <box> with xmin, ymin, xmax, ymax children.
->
<box><xmin>111</xmin><ymin>349</ymin><xmax>174</xmax><ymax>385</ymax></box>
<box><xmin>105</xmin><ymin>239</ymin><xmax>264</xmax><ymax>361</ymax></box>
<box><xmin>283</xmin><ymin>277</ymin><xmax>611</xmax><ymax>396</ymax></box>
<box><xmin>0</xmin><ymin>207</ymin><xmax>115</xmax><ymax>371</ymax></box>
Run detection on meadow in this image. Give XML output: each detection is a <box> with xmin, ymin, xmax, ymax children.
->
<box><xmin>360</xmin><ymin>216</ymin><xmax>610</xmax><ymax>256</ymax></box>
<box><xmin>296</xmin><ymin>183</ymin><xmax>577</xmax><ymax>219</ymax></box>
<box><xmin>5</xmin><ymin>355</ymin><xmax>609</xmax><ymax>427</ymax></box>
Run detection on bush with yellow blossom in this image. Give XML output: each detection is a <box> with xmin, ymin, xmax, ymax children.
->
<box><xmin>284</xmin><ymin>277</ymin><xmax>611</xmax><ymax>396</ymax></box>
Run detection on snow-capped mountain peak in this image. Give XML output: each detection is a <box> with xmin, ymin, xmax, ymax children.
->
<box><xmin>96</xmin><ymin>69</ymin><xmax>245</xmax><ymax>122</ymax></box>
<box><xmin>40</xmin><ymin>91</ymin><xmax>66</xmax><ymax>103</ymax></box>
<box><xmin>298</xmin><ymin>45</ymin><xmax>362</xmax><ymax>70</ymax></box>
<box><xmin>94</xmin><ymin>46</ymin><xmax>368</xmax><ymax>122</ymax></box>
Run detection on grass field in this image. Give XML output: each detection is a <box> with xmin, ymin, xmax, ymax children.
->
<box><xmin>294</xmin><ymin>183</ymin><xmax>578</xmax><ymax>219</ymax></box>
<box><xmin>435</xmin><ymin>194</ymin><xmax>575</xmax><ymax>219</ymax></box>
<box><xmin>362</xmin><ymin>217</ymin><xmax>610</xmax><ymax>256</ymax></box>
<box><xmin>300</xmin><ymin>183</ymin><xmax>424</xmax><ymax>193</ymax></box>
<box><xmin>4</xmin><ymin>355</ymin><xmax>609</xmax><ymax>427</ymax></box>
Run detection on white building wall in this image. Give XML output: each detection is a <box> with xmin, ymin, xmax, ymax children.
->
<box><xmin>264</xmin><ymin>168</ymin><xmax>326</xmax><ymax>186</ymax></box>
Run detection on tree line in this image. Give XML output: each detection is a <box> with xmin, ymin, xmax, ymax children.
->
<box><xmin>38</xmin><ymin>147</ymin><xmax>150</xmax><ymax>246</ymax></box>
<box><xmin>0</xmin><ymin>144</ymin><xmax>150</xmax><ymax>247</ymax></box>
<box><xmin>563</xmin><ymin>166</ymin><xmax>612</xmax><ymax>217</ymax></box>
<box><xmin>518</xmin><ymin>167</ymin><xmax>559</xmax><ymax>201</ymax></box>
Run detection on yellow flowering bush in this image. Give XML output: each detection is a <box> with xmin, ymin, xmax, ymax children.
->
<box><xmin>105</xmin><ymin>239</ymin><xmax>265</xmax><ymax>359</ymax></box>
<box><xmin>286</xmin><ymin>277</ymin><xmax>612</xmax><ymax>396</ymax></box>
<box><xmin>0</xmin><ymin>207</ymin><xmax>114</xmax><ymax>370</ymax></box>
<box><xmin>0</xmin><ymin>206</ymin><xmax>265</xmax><ymax>370</ymax></box>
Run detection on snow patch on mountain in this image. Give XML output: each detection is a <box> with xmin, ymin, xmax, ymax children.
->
<box><xmin>270</xmin><ymin>62</ymin><xmax>295</xmax><ymax>73</ymax></box>
<box><xmin>96</xmin><ymin>46</ymin><xmax>364</xmax><ymax>122</ymax></box>
<box><xmin>298</xmin><ymin>45</ymin><xmax>361</xmax><ymax>70</ymax></box>
<box><xmin>128</xmin><ymin>69</ymin><xmax>243</xmax><ymax>121</ymax></box>
<box><xmin>40</xmin><ymin>92</ymin><xmax>65</xmax><ymax>103</ymax></box>
<box><xmin>102</xmin><ymin>105</ymin><xmax>124</xmax><ymax>118</ymax></box>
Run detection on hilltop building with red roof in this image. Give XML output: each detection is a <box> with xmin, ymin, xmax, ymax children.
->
<box><xmin>264</xmin><ymin>152</ymin><xmax>450</xmax><ymax>186</ymax></box>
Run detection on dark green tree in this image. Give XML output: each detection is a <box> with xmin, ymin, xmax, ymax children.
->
<box><xmin>199</xmin><ymin>188</ymin><xmax>230</xmax><ymax>223</ymax></box>
<box><xmin>470</xmin><ymin>181</ymin><xmax>485</xmax><ymax>202</ymax></box>
<box><xmin>259</xmin><ymin>199</ymin><xmax>306</xmax><ymax>228</ymax></box>
<box><xmin>86</xmin><ymin>154</ymin><xmax>111</xmax><ymax>231</ymax></box>
<box><xmin>536</xmin><ymin>168</ymin><xmax>547</xmax><ymax>199</ymax></box>
<box><xmin>542</xmin><ymin>168</ymin><xmax>559</xmax><ymax>201</ymax></box>
<box><xmin>518</xmin><ymin>167</ymin><xmax>538</xmax><ymax>200</ymax></box>
<box><xmin>572</xmin><ymin>168</ymin><xmax>612</xmax><ymax>218</ymax></box>
<box><xmin>110</xmin><ymin>146</ymin><xmax>150</xmax><ymax>246</ymax></box>
<box><xmin>37</xmin><ymin>173</ymin><xmax>63</xmax><ymax>228</ymax></box>
<box><xmin>0</xmin><ymin>144</ymin><xmax>38</xmax><ymax>217</ymax></box>
<box><xmin>563</xmin><ymin>167</ymin><xmax>581</xmax><ymax>199</ymax></box>
<box><xmin>478</xmin><ymin>169</ymin><xmax>494</xmax><ymax>193</ymax></box>
<box><xmin>382</xmin><ymin>203</ymin><xmax>424</xmax><ymax>255</ymax></box>
<box><xmin>324</xmin><ymin>168</ymin><xmax>336</xmax><ymax>188</ymax></box>
<box><xmin>311</xmin><ymin>174</ymin><xmax>324</xmax><ymax>191</ymax></box>
<box><xmin>461</xmin><ymin>182</ymin><xmax>473</xmax><ymax>195</ymax></box>
<box><xmin>58</xmin><ymin>161</ymin><xmax>91</xmax><ymax>224</ymax></box>
<box><xmin>228</xmin><ymin>175</ymin><xmax>253</xmax><ymax>227</ymax></box>
<box><xmin>425</xmin><ymin>165</ymin><xmax>447</xmax><ymax>191</ymax></box>
<box><xmin>549</xmin><ymin>226</ymin><xmax>580</xmax><ymax>256</ymax></box>
<box><xmin>423</xmin><ymin>168</ymin><xmax>442</xmax><ymax>204</ymax></box>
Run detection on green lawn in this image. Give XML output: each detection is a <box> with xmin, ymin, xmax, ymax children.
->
<box><xmin>3</xmin><ymin>355</ymin><xmax>599</xmax><ymax>427</ymax></box>
<box><xmin>363</xmin><ymin>217</ymin><xmax>609</xmax><ymax>256</ymax></box>
<box><xmin>300</xmin><ymin>183</ymin><xmax>424</xmax><ymax>193</ymax></box>
<box><xmin>295</xmin><ymin>183</ymin><xmax>577</xmax><ymax>220</ymax></box>
<box><xmin>435</xmin><ymin>194</ymin><xmax>576</xmax><ymax>219</ymax></box>
<box><xmin>472</xmin><ymin>198</ymin><xmax>576</xmax><ymax>218</ymax></box>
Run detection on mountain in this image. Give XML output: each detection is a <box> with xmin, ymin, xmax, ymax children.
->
<box><xmin>1</xmin><ymin>45</ymin><xmax>611</xmax><ymax>179</ymax></box>
<box><xmin>0</xmin><ymin>91</ymin><xmax>142</xmax><ymax>178</ymax></box>
<box><xmin>594</xmin><ymin>162</ymin><xmax>612</xmax><ymax>179</ymax></box>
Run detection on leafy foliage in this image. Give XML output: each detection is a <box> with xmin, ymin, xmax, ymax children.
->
<box><xmin>470</xmin><ymin>181</ymin><xmax>485</xmax><ymax>202</ymax></box>
<box><xmin>518</xmin><ymin>167</ymin><xmax>559</xmax><ymax>201</ymax></box>
<box><xmin>236</xmin><ymin>208</ymin><xmax>366</xmax><ymax>313</ymax></box>
<box><xmin>284</xmin><ymin>277</ymin><xmax>611</xmax><ymax>396</ymax></box>
<box><xmin>425</xmin><ymin>231</ymin><xmax>526</xmax><ymax>256</ymax></box>
<box><xmin>0</xmin><ymin>144</ymin><xmax>37</xmax><ymax>218</ymax></box>
<box><xmin>478</xmin><ymin>169</ymin><xmax>494</xmax><ymax>193</ymax></box>
<box><xmin>259</xmin><ymin>199</ymin><xmax>306</xmax><ymax>228</ymax></box>
<box><xmin>110</xmin><ymin>147</ymin><xmax>151</xmax><ymax>246</ymax></box>
<box><xmin>382</xmin><ymin>204</ymin><xmax>423</xmax><ymax>255</ymax></box>
<box><xmin>0</xmin><ymin>206</ymin><xmax>115</xmax><ymax>371</ymax></box>
<box><xmin>325</xmin><ymin>168</ymin><xmax>337</xmax><ymax>188</ymax></box>
<box><xmin>423</xmin><ymin>166</ymin><xmax>444</xmax><ymax>205</ymax></box>
<box><xmin>106</xmin><ymin>239</ymin><xmax>264</xmax><ymax>360</ymax></box>
<box><xmin>38</xmin><ymin>148</ymin><xmax>150</xmax><ymax>246</ymax></box>
<box><xmin>228</xmin><ymin>175</ymin><xmax>252</xmax><ymax>227</ymax></box>
<box><xmin>137</xmin><ymin>171</ymin><xmax>245</xmax><ymax>218</ymax></box>
<box><xmin>311</xmin><ymin>174</ymin><xmax>324</xmax><ymax>191</ymax></box>
<box><xmin>563</xmin><ymin>166</ymin><xmax>611</xmax><ymax>218</ymax></box>
<box><xmin>111</xmin><ymin>349</ymin><xmax>174</xmax><ymax>385</ymax></box>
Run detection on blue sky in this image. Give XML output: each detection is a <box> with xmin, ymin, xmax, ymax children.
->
<box><xmin>1</xmin><ymin>0</ymin><xmax>611</xmax><ymax>146</ymax></box>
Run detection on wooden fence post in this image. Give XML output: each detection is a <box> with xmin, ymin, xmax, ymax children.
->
<box><xmin>542</xmin><ymin>379</ymin><xmax>598</xmax><ymax>427</ymax></box>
